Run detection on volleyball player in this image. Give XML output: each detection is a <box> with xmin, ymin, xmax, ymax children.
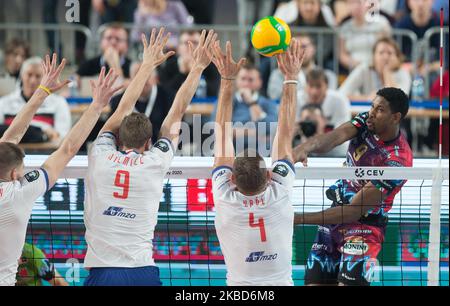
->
<box><xmin>0</xmin><ymin>54</ymin><xmax>122</xmax><ymax>286</ymax></box>
<box><xmin>293</xmin><ymin>87</ymin><xmax>413</xmax><ymax>286</ymax></box>
<box><xmin>82</xmin><ymin>28</ymin><xmax>217</xmax><ymax>286</ymax></box>
<box><xmin>211</xmin><ymin>39</ymin><xmax>305</xmax><ymax>285</ymax></box>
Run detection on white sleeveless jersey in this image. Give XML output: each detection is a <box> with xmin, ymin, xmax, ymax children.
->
<box><xmin>212</xmin><ymin>160</ymin><xmax>295</xmax><ymax>286</ymax></box>
<box><xmin>0</xmin><ymin>169</ymin><xmax>49</xmax><ymax>286</ymax></box>
<box><xmin>84</xmin><ymin>132</ymin><xmax>174</xmax><ymax>268</ymax></box>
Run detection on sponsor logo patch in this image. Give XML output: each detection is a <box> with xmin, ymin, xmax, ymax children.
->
<box><xmin>273</xmin><ymin>164</ymin><xmax>289</xmax><ymax>177</ymax></box>
<box><xmin>245</xmin><ymin>251</ymin><xmax>278</xmax><ymax>263</ymax></box>
<box><xmin>154</xmin><ymin>140</ymin><xmax>170</xmax><ymax>153</ymax></box>
<box><xmin>341</xmin><ymin>236</ymin><xmax>369</xmax><ymax>255</ymax></box>
<box><xmin>103</xmin><ymin>206</ymin><xmax>136</xmax><ymax>219</ymax></box>
<box><xmin>24</xmin><ymin>170</ymin><xmax>40</xmax><ymax>182</ymax></box>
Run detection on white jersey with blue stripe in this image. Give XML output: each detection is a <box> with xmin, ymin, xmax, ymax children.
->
<box><xmin>0</xmin><ymin>168</ymin><xmax>49</xmax><ymax>286</ymax></box>
<box><xmin>84</xmin><ymin>132</ymin><xmax>174</xmax><ymax>268</ymax></box>
<box><xmin>212</xmin><ymin>160</ymin><xmax>295</xmax><ymax>286</ymax></box>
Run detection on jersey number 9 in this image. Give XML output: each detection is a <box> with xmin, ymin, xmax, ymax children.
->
<box><xmin>113</xmin><ymin>170</ymin><xmax>130</xmax><ymax>199</ymax></box>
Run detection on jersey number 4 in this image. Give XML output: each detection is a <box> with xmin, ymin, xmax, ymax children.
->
<box><xmin>249</xmin><ymin>213</ymin><xmax>266</xmax><ymax>242</ymax></box>
<box><xmin>113</xmin><ymin>170</ymin><xmax>130</xmax><ymax>199</ymax></box>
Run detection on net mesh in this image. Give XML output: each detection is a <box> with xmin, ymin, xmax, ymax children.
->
<box><xmin>20</xmin><ymin>157</ymin><xmax>449</xmax><ymax>286</ymax></box>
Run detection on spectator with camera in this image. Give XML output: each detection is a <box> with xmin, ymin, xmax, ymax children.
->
<box><xmin>296</xmin><ymin>104</ymin><xmax>347</xmax><ymax>157</ymax></box>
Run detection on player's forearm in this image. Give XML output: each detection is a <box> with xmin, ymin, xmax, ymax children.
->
<box><xmin>214</xmin><ymin>79</ymin><xmax>234</xmax><ymax>158</ymax></box>
<box><xmin>0</xmin><ymin>89</ymin><xmax>48</xmax><ymax>144</ymax></box>
<box><xmin>294</xmin><ymin>206</ymin><xmax>364</xmax><ymax>225</ymax></box>
<box><xmin>59</xmin><ymin>103</ymin><xmax>103</xmax><ymax>156</ymax></box>
<box><xmin>161</xmin><ymin>67</ymin><xmax>203</xmax><ymax>135</ymax></box>
<box><xmin>272</xmin><ymin>82</ymin><xmax>297</xmax><ymax>160</ymax></box>
<box><xmin>294</xmin><ymin>131</ymin><xmax>340</xmax><ymax>157</ymax></box>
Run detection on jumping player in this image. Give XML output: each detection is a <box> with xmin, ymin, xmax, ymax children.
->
<box><xmin>294</xmin><ymin>87</ymin><xmax>413</xmax><ymax>286</ymax></box>
<box><xmin>83</xmin><ymin>28</ymin><xmax>217</xmax><ymax>286</ymax></box>
<box><xmin>0</xmin><ymin>54</ymin><xmax>122</xmax><ymax>286</ymax></box>
<box><xmin>211</xmin><ymin>39</ymin><xmax>305</xmax><ymax>285</ymax></box>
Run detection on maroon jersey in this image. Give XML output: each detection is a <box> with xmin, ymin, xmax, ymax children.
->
<box><xmin>331</xmin><ymin>112</ymin><xmax>413</xmax><ymax>216</ymax></box>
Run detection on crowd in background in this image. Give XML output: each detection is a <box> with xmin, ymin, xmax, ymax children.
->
<box><xmin>0</xmin><ymin>0</ymin><xmax>448</xmax><ymax>157</ymax></box>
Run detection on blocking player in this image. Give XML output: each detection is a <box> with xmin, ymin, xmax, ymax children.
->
<box><xmin>294</xmin><ymin>87</ymin><xmax>412</xmax><ymax>286</ymax></box>
<box><xmin>0</xmin><ymin>54</ymin><xmax>122</xmax><ymax>286</ymax></box>
<box><xmin>82</xmin><ymin>28</ymin><xmax>217</xmax><ymax>286</ymax></box>
<box><xmin>211</xmin><ymin>39</ymin><xmax>305</xmax><ymax>285</ymax></box>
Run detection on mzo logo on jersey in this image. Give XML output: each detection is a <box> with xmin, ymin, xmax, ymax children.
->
<box><xmin>103</xmin><ymin>206</ymin><xmax>136</xmax><ymax>219</ymax></box>
<box><xmin>245</xmin><ymin>251</ymin><xmax>278</xmax><ymax>263</ymax></box>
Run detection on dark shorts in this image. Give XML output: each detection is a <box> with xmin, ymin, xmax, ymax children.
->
<box><xmin>84</xmin><ymin>266</ymin><xmax>162</xmax><ymax>286</ymax></box>
<box><xmin>304</xmin><ymin>223</ymin><xmax>385</xmax><ymax>286</ymax></box>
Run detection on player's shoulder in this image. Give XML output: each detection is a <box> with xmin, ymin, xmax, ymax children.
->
<box><xmin>384</xmin><ymin>135</ymin><xmax>413</xmax><ymax>167</ymax></box>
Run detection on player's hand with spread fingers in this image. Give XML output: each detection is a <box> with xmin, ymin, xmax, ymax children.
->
<box><xmin>188</xmin><ymin>29</ymin><xmax>218</xmax><ymax>71</ymax></box>
<box><xmin>39</xmin><ymin>53</ymin><xmax>71</xmax><ymax>93</ymax></box>
<box><xmin>211</xmin><ymin>40</ymin><xmax>246</xmax><ymax>80</ymax></box>
<box><xmin>276</xmin><ymin>38</ymin><xmax>305</xmax><ymax>80</ymax></box>
<box><xmin>141</xmin><ymin>27</ymin><xmax>176</xmax><ymax>69</ymax></box>
<box><xmin>90</xmin><ymin>67</ymin><xmax>124</xmax><ymax>110</ymax></box>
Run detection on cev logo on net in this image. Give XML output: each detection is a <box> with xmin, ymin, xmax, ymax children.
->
<box><xmin>65</xmin><ymin>0</ymin><xmax>80</xmax><ymax>23</ymax></box>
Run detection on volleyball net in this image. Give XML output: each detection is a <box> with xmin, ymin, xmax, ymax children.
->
<box><xmin>21</xmin><ymin>156</ymin><xmax>449</xmax><ymax>286</ymax></box>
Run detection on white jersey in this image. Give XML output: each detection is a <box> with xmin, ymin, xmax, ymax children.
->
<box><xmin>0</xmin><ymin>169</ymin><xmax>49</xmax><ymax>286</ymax></box>
<box><xmin>212</xmin><ymin>160</ymin><xmax>295</xmax><ymax>286</ymax></box>
<box><xmin>84</xmin><ymin>132</ymin><xmax>174</xmax><ymax>268</ymax></box>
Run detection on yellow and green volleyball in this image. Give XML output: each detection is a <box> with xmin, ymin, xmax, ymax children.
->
<box><xmin>251</xmin><ymin>16</ymin><xmax>291</xmax><ymax>57</ymax></box>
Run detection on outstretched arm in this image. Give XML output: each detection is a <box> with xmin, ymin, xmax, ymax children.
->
<box><xmin>159</xmin><ymin>29</ymin><xmax>217</xmax><ymax>144</ymax></box>
<box><xmin>211</xmin><ymin>41</ymin><xmax>246</xmax><ymax>168</ymax></box>
<box><xmin>0</xmin><ymin>54</ymin><xmax>70</xmax><ymax>144</ymax></box>
<box><xmin>42</xmin><ymin>68</ymin><xmax>122</xmax><ymax>188</ymax></box>
<box><xmin>294</xmin><ymin>182</ymin><xmax>385</xmax><ymax>225</ymax></box>
<box><xmin>271</xmin><ymin>39</ymin><xmax>305</xmax><ymax>163</ymax></box>
<box><xmin>293</xmin><ymin>121</ymin><xmax>358</xmax><ymax>166</ymax></box>
<box><xmin>99</xmin><ymin>28</ymin><xmax>175</xmax><ymax>136</ymax></box>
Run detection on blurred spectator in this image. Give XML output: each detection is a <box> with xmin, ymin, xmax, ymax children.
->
<box><xmin>2</xmin><ymin>38</ymin><xmax>30</xmax><ymax>80</ymax></box>
<box><xmin>0</xmin><ymin>57</ymin><xmax>71</xmax><ymax>142</ymax></box>
<box><xmin>339</xmin><ymin>0</ymin><xmax>391</xmax><ymax>72</ymax></box>
<box><xmin>296</xmin><ymin>68</ymin><xmax>349</xmax><ymax>156</ymax></box>
<box><xmin>92</xmin><ymin>0</ymin><xmax>137</xmax><ymax>24</ymax></box>
<box><xmin>274</xmin><ymin>0</ymin><xmax>335</xmax><ymax>25</ymax></box>
<box><xmin>77</xmin><ymin>23</ymin><xmax>131</xmax><ymax>79</ymax></box>
<box><xmin>275</xmin><ymin>0</ymin><xmax>335</xmax><ymax>69</ymax></box>
<box><xmin>108</xmin><ymin>62</ymin><xmax>174</xmax><ymax>144</ymax></box>
<box><xmin>395</xmin><ymin>0</ymin><xmax>441</xmax><ymax>62</ymax></box>
<box><xmin>210</xmin><ymin>64</ymin><xmax>278</xmax><ymax>156</ymax></box>
<box><xmin>333</xmin><ymin>0</ymin><xmax>399</xmax><ymax>24</ymax></box>
<box><xmin>295</xmin><ymin>104</ymin><xmax>348</xmax><ymax>156</ymax></box>
<box><xmin>339</xmin><ymin>36</ymin><xmax>411</xmax><ymax>100</ymax></box>
<box><xmin>43</xmin><ymin>0</ymin><xmax>62</xmax><ymax>56</ymax></box>
<box><xmin>268</xmin><ymin>35</ymin><xmax>338</xmax><ymax>100</ymax></box>
<box><xmin>181</xmin><ymin>0</ymin><xmax>216</xmax><ymax>24</ymax></box>
<box><xmin>158</xmin><ymin>31</ymin><xmax>220</xmax><ymax>97</ymax></box>
<box><xmin>131</xmin><ymin>0</ymin><xmax>192</xmax><ymax>49</ymax></box>
<box><xmin>300</xmin><ymin>68</ymin><xmax>351</xmax><ymax>130</ymax></box>
<box><xmin>16</xmin><ymin>243</ymin><xmax>68</xmax><ymax>286</ymax></box>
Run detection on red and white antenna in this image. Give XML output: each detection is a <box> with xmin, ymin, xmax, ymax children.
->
<box><xmin>439</xmin><ymin>8</ymin><xmax>444</xmax><ymax>164</ymax></box>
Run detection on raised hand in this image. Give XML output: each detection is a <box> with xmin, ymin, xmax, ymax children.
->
<box><xmin>141</xmin><ymin>27</ymin><xmax>176</xmax><ymax>68</ymax></box>
<box><xmin>40</xmin><ymin>53</ymin><xmax>71</xmax><ymax>93</ymax></box>
<box><xmin>188</xmin><ymin>29</ymin><xmax>217</xmax><ymax>70</ymax></box>
<box><xmin>276</xmin><ymin>38</ymin><xmax>305</xmax><ymax>80</ymax></box>
<box><xmin>90</xmin><ymin>67</ymin><xmax>124</xmax><ymax>108</ymax></box>
<box><xmin>211</xmin><ymin>40</ymin><xmax>246</xmax><ymax>80</ymax></box>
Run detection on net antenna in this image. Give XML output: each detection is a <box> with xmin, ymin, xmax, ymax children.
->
<box><xmin>427</xmin><ymin>8</ymin><xmax>445</xmax><ymax>286</ymax></box>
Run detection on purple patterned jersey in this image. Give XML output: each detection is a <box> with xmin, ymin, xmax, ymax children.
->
<box><xmin>331</xmin><ymin>112</ymin><xmax>413</xmax><ymax>216</ymax></box>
